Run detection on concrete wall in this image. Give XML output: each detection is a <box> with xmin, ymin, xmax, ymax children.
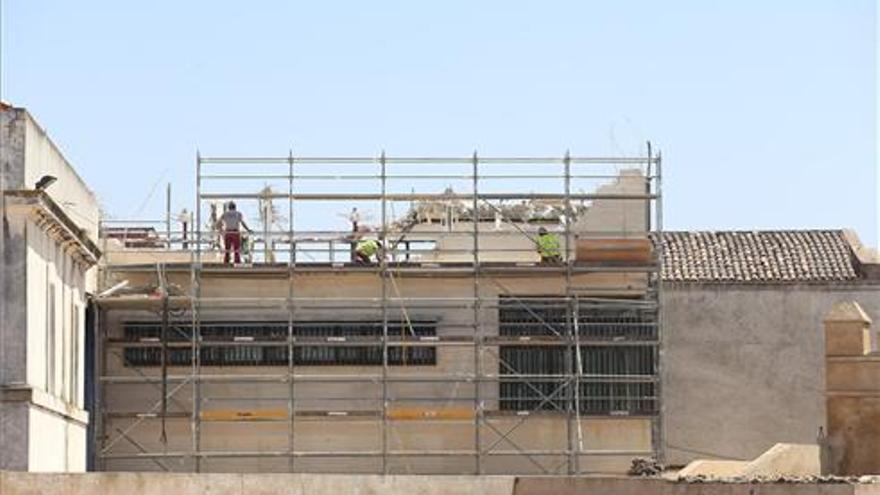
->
<box><xmin>28</xmin><ymin>407</ymin><xmax>87</xmax><ymax>472</ymax></box>
<box><xmin>98</xmin><ymin>271</ymin><xmax>653</xmax><ymax>474</ymax></box>
<box><xmin>1</xmin><ymin>106</ymin><xmax>98</xmax><ymax>472</ymax></box>
<box><xmin>25</xmin><ymin>219</ymin><xmax>88</xmax><ymax>404</ymax></box>
<box><xmin>18</xmin><ymin>110</ymin><xmax>100</xmax><ymax>245</ymax></box>
<box><xmin>573</xmin><ymin>168</ymin><xmax>647</xmax><ymax>238</ymax></box>
<box><xmin>824</xmin><ymin>302</ymin><xmax>880</xmax><ymax>475</ymax></box>
<box><xmin>663</xmin><ymin>283</ymin><xmax>880</xmax><ymax>466</ymax></box>
<box><xmin>97</xmin><ymin>275</ymin><xmax>880</xmax><ymax>474</ymax></box>
<box><xmin>409</xmin><ymin>223</ymin><xmax>569</xmax><ymax>263</ymax></box>
<box><xmin>3</xmin><ymin>472</ymin><xmax>880</xmax><ymax>495</ymax></box>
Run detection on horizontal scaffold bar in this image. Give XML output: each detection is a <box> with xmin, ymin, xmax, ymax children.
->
<box><xmin>106</xmin><ymin>338</ymin><xmax>659</xmax><ymax>348</ymax></box>
<box><xmin>100</xmin><ymin>374</ymin><xmax>658</xmax><ymax>384</ymax></box>
<box><xmin>199</xmin><ymin>174</ymin><xmax>659</xmax><ymax>180</ymax></box>
<box><xmin>198</xmin><ymin>192</ymin><xmax>656</xmax><ymax>201</ymax></box>
<box><xmin>198</xmin><ymin>156</ymin><xmax>658</xmax><ymax>165</ymax></box>
<box><xmin>100</xmin><ymin>448</ymin><xmax>653</xmax><ymax>460</ymax></box>
<box><xmin>106</xmin><ymin>410</ymin><xmax>656</xmax><ymax>421</ymax></box>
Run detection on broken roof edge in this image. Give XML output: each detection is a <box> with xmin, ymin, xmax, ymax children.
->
<box><xmin>4</xmin><ymin>189</ymin><xmax>102</xmax><ymax>265</ymax></box>
<box><xmin>0</xmin><ymin>104</ymin><xmax>99</xmax><ymax>204</ymax></box>
<box><xmin>824</xmin><ymin>301</ymin><xmax>872</xmax><ymax>324</ymax></box>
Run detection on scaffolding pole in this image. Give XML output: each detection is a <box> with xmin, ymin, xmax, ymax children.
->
<box><xmin>191</xmin><ymin>151</ymin><xmax>202</xmax><ymax>472</ymax></box>
<box><xmin>472</xmin><ymin>151</ymin><xmax>483</xmax><ymax>474</ymax></box>
<box><xmin>652</xmin><ymin>144</ymin><xmax>666</xmax><ymax>463</ymax></box>
<box><xmin>287</xmin><ymin>149</ymin><xmax>296</xmax><ymax>472</ymax></box>
<box><xmin>562</xmin><ymin>150</ymin><xmax>578</xmax><ymax>475</ymax></box>
<box><xmin>380</xmin><ymin>151</ymin><xmax>390</xmax><ymax>474</ymax></box>
<box><xmin>93</xmin><ymin>152</ymin><xmax>663</xmax><ymax>475</ymax></box>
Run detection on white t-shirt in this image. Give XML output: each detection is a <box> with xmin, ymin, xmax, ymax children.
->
<box><xmin>221</xmin><ymin>210</ymin><xmax>244</xmax><ymax>231</ymax></box>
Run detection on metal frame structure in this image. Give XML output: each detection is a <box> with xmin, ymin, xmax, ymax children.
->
<box><xmin>93</xmin><ymin>149</ymin><xmax>663</xmax><ymax>475</ymax></box>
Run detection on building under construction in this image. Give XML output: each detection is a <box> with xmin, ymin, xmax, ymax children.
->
<box><xmin>92</xmin><ymin>152</ymin><xmax>663</xmax><ymax>475</ymax></box>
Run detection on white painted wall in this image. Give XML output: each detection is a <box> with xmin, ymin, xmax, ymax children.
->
<box><xmin>1</xmin><ymin>106</ymin><xmax>98</xmax><ymax>472</ymax></box>
<box><xmin>24</xmin><ymin>186</ymin><xmax>88</xmax><ymax>408</ymax></box>
<box><xmin>22</xmin><ymin>114</ymin><xmax>100</xmax><ymax>245</ymax></box>
<box><xmin>27</xmin><ymin>407</ymin><xmax>86</xmax><ymax>472</ymax></box>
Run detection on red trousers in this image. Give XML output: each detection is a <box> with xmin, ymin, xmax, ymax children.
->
<box><xmin>224</xmin><ymin>231</ymin><xmax>242</xmax><ymax>264</ymax></box>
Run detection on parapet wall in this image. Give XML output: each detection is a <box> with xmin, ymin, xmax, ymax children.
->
<box><xmin>2</xmin><ymin>472</ymin><xmax>880</xmax><ymax>495</ymax></box>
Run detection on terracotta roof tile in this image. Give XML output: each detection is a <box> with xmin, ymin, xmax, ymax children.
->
<box><xmin>655</xmin><ymin>230</ymin><xmax>858</xmax><ymax>283</ymax></box>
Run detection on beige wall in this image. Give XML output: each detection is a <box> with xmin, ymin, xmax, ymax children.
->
<box><xmin>4</xmin><ymin>471</ymin><xmax>880</xmax><ymax>495</ymax></box>
<box><xmin>824</xmin><ymin>301</ymin><xmax>880</xmax><ymax>475</ymax></box>
<box><xmin>99</xmin><ymin>416</ymin><xmax>650</xmax><ymax>474</ymax></box>
<box><xmin>98</xmin><ymin>270</ymin><xmax>653</xmax><ymax>474</ymax></box>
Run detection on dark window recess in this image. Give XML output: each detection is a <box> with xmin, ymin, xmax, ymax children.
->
<box><xmin>122</xmin><ymin>321</ymin><xmax>436</xmax><ymax>367</ymax></box>
<box><xmin>498</xmin><ymin>297</ymin><xmax>657</xmax><ymax>415</ymax></box>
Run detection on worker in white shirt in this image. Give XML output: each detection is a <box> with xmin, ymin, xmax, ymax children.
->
<box><xmin>216</xmin><ymin>202</ymin><xmax>252</xmax><ymax>264</ymax></box>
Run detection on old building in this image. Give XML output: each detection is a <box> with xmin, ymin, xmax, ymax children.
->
<box><xmin>91</xmin><ymin>154</ymin><xmax>661</xmax><ymax>474</ymax></box>
<box><xmin>87</xmin><ymin>153</ymin><xmax>880</xmax><ymax>475</ymax></box>
<box><xmin>0</xmin><ymin>104</ymin><xmax>102</xmax><ymax>471</ymax></box>
<box><xmin>4</xmin><ymin>141</ymin><xmax>875</xmax><ymax>476</ymax></box>
<box><xmin>661</xmin><ymin>230</ymin><xmax>880</xmax><ymax>466</ymax></box>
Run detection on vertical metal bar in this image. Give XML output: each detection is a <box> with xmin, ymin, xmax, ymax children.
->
<box><xmin>166</xmin><ymin>183</ymin><xmax>172</xmax><ymax>250</ymax></box>
<box><xmin>94</xmin><ymin>306</ymin><xmax>105</xmax><ymax>471</ymax></box>
<box><xmin>160</xmin><ymin>287</ymin><xmax>169</xmax><ymax>444</ymax></box>
<box><xmin>472</xmin><ymin>150</ymin><xmax>482</xmax><ymax>474</ymax></box>
<box><xmin>191</xmin><ymin>151</ymin><xmax>202</xmax><ymax>472</ymax></box>
<box><xmin>562</xmin><ymin>150</ymin><xmax>577</xmax><ymax>474</ymax></box>
<box><xmin>652</xmin><ymin>144</ymin><xmax>666</xmax><ymax>463</ymax></box>
<box><xmin>644</xmin><ymin>150</ymin><xmax>652</xmax><ymax>232</ymax></box>
<box><xmin>380</xmin><ymin>151</ymin><xmax>389</xmax><ymax>474</ymax></box>
<box><xmin>287</xmin><ymin>150</ymin><xmax>295</xmax><ymax>471</ymax></box>
<box><xmin>572</xmin><ymin>297</ymin><xmax>584</xmax><ymax>467</ymax></box>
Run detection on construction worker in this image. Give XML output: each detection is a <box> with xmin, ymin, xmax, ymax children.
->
<box><xmin>216</xmin><ymin>201</ymin><xmax>252</xmax><ymax>264</ymax></box>
<box><xmin>537</xmin><ymin>227</ymin><xmax>561</xmax><ymax>263</ymax></box>
<box><xmin>355</xmin><ymin>238</ymin><xmax>382</xmax><ymax>264</ymax></box>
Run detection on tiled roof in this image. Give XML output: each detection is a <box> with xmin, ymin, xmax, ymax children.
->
<box><xmin>656</xmin><ymin>230</ymin><xmax>858</xmax><ymax>283</ymax></box>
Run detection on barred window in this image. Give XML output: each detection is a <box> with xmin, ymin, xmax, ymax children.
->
<box><xmin>498</xmin><ymin>296</ymin><xmax>657</xmax><ymax>415</ymax></box>
<box><xmin>122</xmin><ymin>320</ymin><xmax>436</xmax><ymax>367</ymax></box>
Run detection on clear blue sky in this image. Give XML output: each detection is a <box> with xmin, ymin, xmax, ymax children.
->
<box><xmin>2</xmin><ymin>1</ymin><xmax>877</xmax><ymax>245</ymax></box>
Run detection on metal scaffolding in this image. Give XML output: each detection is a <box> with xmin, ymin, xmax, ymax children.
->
<box><xmin>92</xmin><ymin>149</ymin><xmax>664</xmax><ymax>475</ymax></box>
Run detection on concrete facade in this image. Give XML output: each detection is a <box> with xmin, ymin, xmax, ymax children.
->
<box><xmin>663</xmin><ymin>283</ymin><xmax>880</xmax><ymax>466</ymax></box>
<box><xmin>824</xmin><ymin>302</ymin><xmax>880</xmax><ymax>475</ymax></box>
<box><xmin>92</xmin><ymin>168</ymin><xmax>657</xmax><ymax>474</ymax></box>
<box><xmin>96</xmin><ymin>269</ymin><xmax>653</xmax><ymax>474</ymax></box>
<box><xmin>0</xmin><ymin>106</ymin><xmax>100</xmax><ymax>472</ymax></box>
<box><xmin>96</xmin><ymin>227</ymin><xmax>880</xmax><ymax>473</ymax></box>
<box><xmin>3</xmin><ymin>471</ymin><xmax>880</xmax><ymax>495</ymax></box>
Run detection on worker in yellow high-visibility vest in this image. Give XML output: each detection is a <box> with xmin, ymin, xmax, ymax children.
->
<box><xmin>355</xmin><ymin>238</ymin><xmax>382</xmax><ymax>264</ymax></box>
<box><xmin>537</xmin><ymin>227</ymin><xmax>561</xmax><ymax>263</ymax></box>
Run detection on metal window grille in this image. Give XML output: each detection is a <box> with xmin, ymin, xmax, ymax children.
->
<box><xmin>499</xmin><ymin>296</ymin><xmax>657</xmax><ymax>415</ymax></box>
<box><xmin>122</xmin><ymin>320</ymin><xmax>436</xmax><ymax>366</ymax></box>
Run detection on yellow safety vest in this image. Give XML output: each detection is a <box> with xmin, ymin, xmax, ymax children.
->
<box><xmin>538</xmin><ymin>233</ymin><xmax>561</xmax><ymax>258</ymax></box>
<box><xmin>357</xmin><ymin>239</ymin><xmax>380</xmax><ymax>257</ymax></box>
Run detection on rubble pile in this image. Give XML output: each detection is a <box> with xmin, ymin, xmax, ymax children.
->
<box><xmin>628</xmin><ymin>457</ymin><xmax>665</xmax><ymax>477</ymax></box>
<box><xmin>676</xmin><ymin>474</ymin><xmax>880</xmax><ymax>484</ymax></box>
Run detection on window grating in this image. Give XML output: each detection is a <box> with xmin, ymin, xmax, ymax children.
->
<box><xmin>498</xmin><ymin>297</ymin><xmax>657</xmax><ymax>415</ymax></box>
<box><xmin>122</xmin><ymin>321</ymin><xmax>436</xmax><ymax>367</ymax></box>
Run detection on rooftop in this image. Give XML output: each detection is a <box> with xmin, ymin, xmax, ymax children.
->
<box><xmin>657</xmin><ymin>230</ymin><xmax>860</xmax><ymax>283</ymax></box>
